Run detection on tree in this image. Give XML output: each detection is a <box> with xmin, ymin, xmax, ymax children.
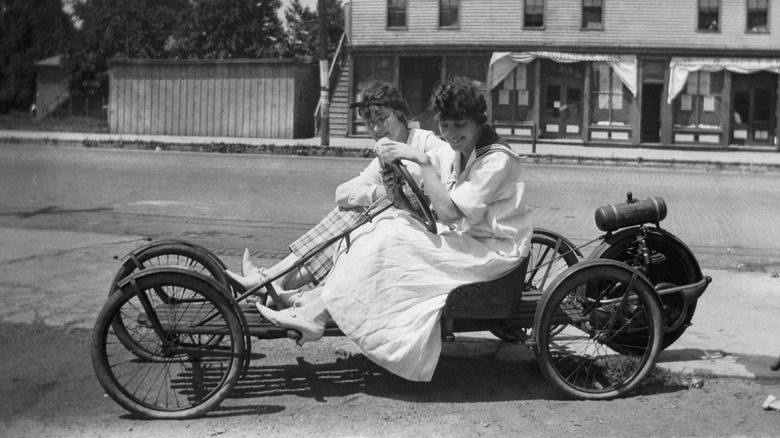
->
<box><xmin>0</xmin><ymin>0</ymin><xmax>75</xmax><ymax>111</ymax></box>
<box><xmin>63</xmin><ymin>0</ymin><xmax>189</xmax><ymax>95</ymax></box>
<box><xmin>168</xmin><ymin>0</ymin><xmax>285</xmax><ymax>59</ymax></box>
<box><xmin>282</xmin><ymin>0</ymin><xmax>344</xmax><ymax>63</ymax></box>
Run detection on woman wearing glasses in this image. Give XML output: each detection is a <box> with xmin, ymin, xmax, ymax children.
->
<box><xmin>227</xmin><ymin>81</ymin><xmax>449</xmax><ymax>304</ymax></box>
<box><xmin>257</xmin><ymin>78</ymin><xmax>532</xmax><ymax>382</ymax></box>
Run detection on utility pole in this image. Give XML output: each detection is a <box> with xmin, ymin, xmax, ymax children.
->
<box><xmin>318</xmin><ymin>0</ymin><xmax>330</xmax><ymax>146</ymax></box>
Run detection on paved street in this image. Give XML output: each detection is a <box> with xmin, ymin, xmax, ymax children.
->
<box><xmin>1</xmin><ymin>142</ymin><xmax>780</xmax><ymax>435</ymax></box>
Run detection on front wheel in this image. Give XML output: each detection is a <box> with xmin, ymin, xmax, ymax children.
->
<box><xmin>108</xmin><ymin>241</ymin><xmax>231</xmax><ymax>360</ymax></box>
<box><xmin>534</xmin><ymin>260</ymin><xmax>663</xmax><ymax>400</ymax></box>
<box><xmin>92</xmin><ymin>268</ymin><xmax>245</xmax><ymax>419</ymax></box>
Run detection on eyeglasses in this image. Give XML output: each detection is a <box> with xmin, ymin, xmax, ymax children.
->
<box><xmin>363</xmin><ymin>114</ymin><xmax>392</xmax><ymax>130</ymax></box>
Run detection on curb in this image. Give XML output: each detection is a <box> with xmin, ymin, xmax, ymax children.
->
<box><xmin>3</xmin><ymin>133</ymin><xmax>780</xmax><ymax>172</ymax></box>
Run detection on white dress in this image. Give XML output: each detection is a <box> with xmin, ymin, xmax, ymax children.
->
<box><xmin>321</xmin><ymin>139</ymin><xmax>533</xmax><ymax>382</ymax></box>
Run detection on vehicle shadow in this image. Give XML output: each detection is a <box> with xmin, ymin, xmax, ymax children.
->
<box><xmin>224</xmin><ymin>352</ymin><xmax>562</xmax><ymax>406</ymax></box>
<box><xmin>216</xmin><ymin>337</ymin><xmax>692</xmax><ymax>416</ymax></box>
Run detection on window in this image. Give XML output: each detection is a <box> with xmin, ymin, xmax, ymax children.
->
<box><xmin>440</xmin><ymin>0</ymin><xmax>459</xmax><ymax>27</ymax></box>
<box><xmin>747</xmin><ymin>0</ymin><xmax>768</xmax><ymax>33</ymax></box>
<box><xmin>388</xmin><ymin>0</ymin><xmax>407</xmax><ymax>28</ymax></box>
<box><xmin>591</xmin><ymin>63</ymin><xmax>629</xmax><ymax>126</ymax></box>
<box><xmin>582</xmin><ymin>0</ymin><xmax>603</xmax><ymax>29</ymax></box>
<box><xmin>674</xmin><ymin>71</ymin><xmax>724</xmax><ymax>128</ymax></box>
<box><xmin>698</xmin><ymin>0</ymin><xmax>719</xmax><ymax>31</ymax></box>
<box><xmin>524</xmin><ymin>0</ymin><xmax>544</xmax><ymax>28</ymax></box>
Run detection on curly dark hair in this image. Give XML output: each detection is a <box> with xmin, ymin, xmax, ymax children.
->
<box><xmin>350</xmin><ymin>81</ymin><xmax>410</xmax><ymax>123</ymax></box>
<box><xmin>429</xmin><ymin>77</ymin><xmax>488</xmax><ymax>125</ymax></box>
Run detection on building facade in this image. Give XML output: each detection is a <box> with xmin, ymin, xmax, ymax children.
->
<box><xmin>336</xmin><ymin>0</ymin><xmax>780</xmax><ymax>149</ymax></box>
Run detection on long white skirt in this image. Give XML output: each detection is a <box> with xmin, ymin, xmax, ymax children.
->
<box><xmin>321</xmin><ymin>209</ymin><xmax>525</xmax><ymax>381</ymax></box>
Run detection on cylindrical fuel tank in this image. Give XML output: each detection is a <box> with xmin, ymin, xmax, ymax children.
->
<box><xmin>594</xmin><ymin>197</ymin><xmax>667</xmax><ymax>232</ymax></box>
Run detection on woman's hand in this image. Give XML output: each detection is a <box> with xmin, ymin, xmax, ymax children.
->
<box><xmin>374</xmin><ymin>137</ymin><xmax>426</xmax><ymax>165</ymax></box>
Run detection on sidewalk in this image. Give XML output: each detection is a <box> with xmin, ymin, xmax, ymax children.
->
<box><xmin>2</xmin><ymin>129</ymin><xmax>780</xmax><ymax>171</ymax></box>
<box><xmin>0</xmin><ymin>225</ymin><xmax>778</xmax><ymax>382</ymax></box>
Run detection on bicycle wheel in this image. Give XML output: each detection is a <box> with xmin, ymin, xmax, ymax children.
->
<box><xmin>491</xmin><ymin>232</ymin><xmax>580</xmax><ymax>343</ymax></box>
<box><xmin>534</xmin><ymin>260</ymin><xmax>662</xmax><ymax>400</ymax></box>
<box><xmin>590</xmin><ymin>230</ymin><xmax>699</xmax><ymax>349</ymax></box>
<box><xmin>109</xmin><ymin>241</ymin><xmax>231</xmax><ymax>360</ymax></box>
<box><xmin>92</xmin><ymin>268</ymin><xmax>245</xmax><ymax>419</ymax></box>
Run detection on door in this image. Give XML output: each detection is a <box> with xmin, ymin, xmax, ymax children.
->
<box><xmin>541</xmin><ymin>84</ymin><xmax>582</xmax><ymax>138</ymax></box>
<box><xmin>539</xmin><ymin>62</ymin><xmax>584</xmax><ymax>139</ymax></box>
<box><xmin>641</xmin><ymin>83</ymin><xmax>663</xmax><ymax>143</ymax></box>
<box><xmin>400</xmin><ymin>57</ymin><xmax>441</xmax><ymax>131</ymax></box>
<box><xmin>750</xmin><ymin>86</ymin><xmax>774</xmax><ymax>144</ymax></box>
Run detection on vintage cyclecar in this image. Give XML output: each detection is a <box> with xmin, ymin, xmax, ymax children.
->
<box><xmin>91</xmin><ymin>163</ymin><xmax>711</xmax><ymax>419</ymax></box>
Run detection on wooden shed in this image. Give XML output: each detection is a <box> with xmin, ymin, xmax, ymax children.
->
<box><xmin>108</xmin><ymin>59</ymin><xmax>319</xmax><ymax>139</ymax></box>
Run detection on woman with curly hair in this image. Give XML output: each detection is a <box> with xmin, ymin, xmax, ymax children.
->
<box><xmin>258</xmin><ymin>77</ymin><xmax>533</xmax><ymax>382</ymax></box>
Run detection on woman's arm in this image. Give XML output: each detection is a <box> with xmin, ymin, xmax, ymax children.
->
<box><xmin>375</xmin><ymin>138</ymin><xmax>461</xmax><ymax>223</ymax></box>
<box><xmin>334</xmin><ymin>157</ymin><xmax>386</xmax><ymax>208</ymax></box>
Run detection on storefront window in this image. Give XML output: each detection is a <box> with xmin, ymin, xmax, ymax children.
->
<box><xmin>673</xmin><ymin>70</ymin><xmax>724</xmax><ymax>129</ymax></box>
<box><xmin>491</xmin><ymin>63</ymin><xmax>534</xmax><ymax>127</ymax></box>
<box><xmin>353</xmin><ymin>57</ymin><xmax>395</xmax><ymax>134</ymax></box>
<box><xmin>445</xmin><ymin>56</ymin><xmax>489</xmax><ymax>86</ymax></box>
<box><xmin>590</xmin><ymin>63</ymin><xmax>630</xmax><ymax>126</ymax></box>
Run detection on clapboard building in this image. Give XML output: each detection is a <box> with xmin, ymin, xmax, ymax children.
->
<box><xmin>328</xmin><ymin>0</ymin><xmax>779</xmax><ymax>149</ymax></box>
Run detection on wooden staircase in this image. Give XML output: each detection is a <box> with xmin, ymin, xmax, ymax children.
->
<box><xmin>328</xmin><ymin>62</ymin><xmax>350</xmax><ymax>137</ymax></box>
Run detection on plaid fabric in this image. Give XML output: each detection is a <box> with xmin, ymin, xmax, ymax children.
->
<box><xmin>289</xmin><ymin>206</ymin><xmax>367</xmax><ymax>283</ymax></box>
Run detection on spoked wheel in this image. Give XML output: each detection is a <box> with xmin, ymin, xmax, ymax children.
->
<box><xmin>92</xmin><ymin>267</ymin><xmax>245</xmax><ymax>419</ymax></box>
<box><xmin>534</xmin><ymin>260</ymin><xmax>663</xmax><ymax>400</ymax></box>
<box><xmin>491</xmin><ymin>230</ymin><xmax>580</xmax><ymax>343</ymax></box>
<box><xmin>590</xmin><ymin>230</ymin><xmax>700</xmax><ymax>349</ymax></box>
<box><xmin>109</xmin><ymin>241</ymin><xmax>231</xmax><ymax>360</ymax></box>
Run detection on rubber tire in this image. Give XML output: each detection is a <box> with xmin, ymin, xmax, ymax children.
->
<box><xmin>590</xmin><ymin>232</ymin><xmax>698</xmax><ymax>349</ymax></box>
<box><xmin>535</xmin><ymin>261</ymin><xmax>663</xmax><ymax>400</ymax></box>
<box><xmin>109</xmin><ymin>242</ymin><xmax>231</xmax><ymax>360</ymax></box>
<box><xmin>490</xmin><ymin>231</ymin><xmax>580</xmax><ymax>343</ymax></box>
<box><xmin>92</xmin><ymin>268</ymin><xmax>244</xmax><ymax>419</ymax></box>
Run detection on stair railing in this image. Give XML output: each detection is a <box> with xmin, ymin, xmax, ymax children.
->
<box><xmin>314</xmin><ymin>31</ymin><xmax>347</xmax><ymax>131</ymax></box>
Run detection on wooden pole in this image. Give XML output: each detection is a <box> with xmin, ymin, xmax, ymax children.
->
<box><xmin>318</xmin><ymin>0</ymin><xmax>330</xmax><ymax>146</ymax></box>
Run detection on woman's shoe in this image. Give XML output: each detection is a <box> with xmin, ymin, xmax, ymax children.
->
<box><xmin>225</xmin><ymin>269</ymin><xmax>267</xmax><ymax>291</ymax></box>
<box><xmin>256</xmin><ymin>303</ymin><xmax>325</xmax><ymax>345</ymax></box>
<box><xmin>241</xmin><ymin>248</ymin><xmax>262</xmax><ymax>276</ymax></box>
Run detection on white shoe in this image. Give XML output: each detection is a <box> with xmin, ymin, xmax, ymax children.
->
<box><xmin>256</xmin><ymin>303</ymin><xmax>324</xmax><ymax>345</ymax></box>
<box><xmin>241</xmin><ymin>248</ymin><xmax>262</xmax><ymax>276</ymax></box>
<box><xmin>225</xmin><ymin>269</ymin><xmax>267</xmax><ymax>290</ymax></box>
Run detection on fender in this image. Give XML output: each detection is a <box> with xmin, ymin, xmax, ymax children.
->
<box><xmin>589</xmin><ymin>226</ymin><xmax>703</xmax><ymax>280</ymax></box>
<box><xmin>123</xmin><ymin>239</ymin><xmax>227</xmax><ymax>269</ymax></box>
<box><xmin>533</xmin><ymin>227</ymin><xmax>584</xmax><ymax>258</ymax></box>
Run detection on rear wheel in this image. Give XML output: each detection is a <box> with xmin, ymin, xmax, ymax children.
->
<box><xmin>590</xmin><ymin>232</ymin><xmax>698</xmax><ymax>349</ymax></box>
<box><xmin>535</xmin><ymin>261</ymin><xmax>663</xmax><ymax>400</ymax></box>
<box><xmin>92</xmin><ymin>268</ymin><xmax>244</xmax><ymax>419</ymax></box>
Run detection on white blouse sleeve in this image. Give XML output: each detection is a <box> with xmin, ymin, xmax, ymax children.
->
<box><xmin>448</xmin><ymin>152</ymin><xmax>517</xmax><ymax>225</ymax></box>
<box><xmin>334</xmin><ymin>157</ymin><xmax>384</xmax><ymax>208</ymax></box>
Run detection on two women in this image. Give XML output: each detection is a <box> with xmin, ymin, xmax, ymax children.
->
<box><xmin>258</xmin><ymin>78</ymin><xmax>533</xmax><ymax>382</ymax></box>
<box><xmin>227</xmin><ymin>81</ymin><xmax>449</xmax><ymax>298</ymax></box>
